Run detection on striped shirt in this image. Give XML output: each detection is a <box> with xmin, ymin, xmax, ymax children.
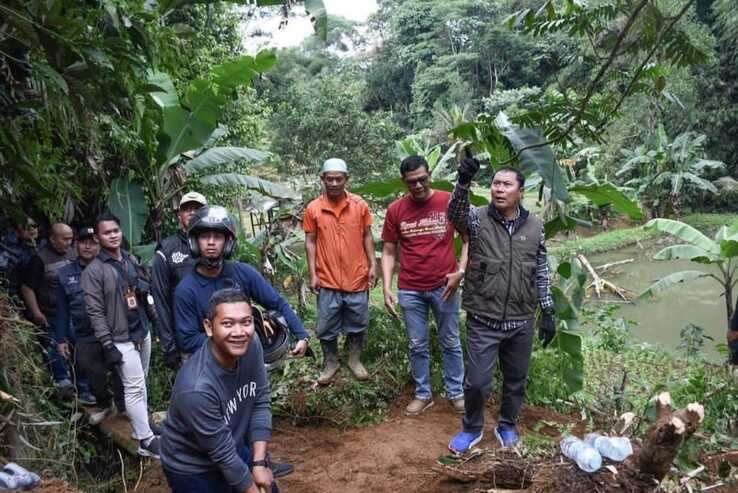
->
<box><xmin>448</xmin><ymin>183</ymin><xmax>554</xmax><ymax>331</ymax></box>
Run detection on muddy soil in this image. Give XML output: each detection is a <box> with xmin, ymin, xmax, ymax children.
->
<box><xmin>139</xmin><ymin>390</ymin><xmax>585</xmax><ymax>492</ymax></box>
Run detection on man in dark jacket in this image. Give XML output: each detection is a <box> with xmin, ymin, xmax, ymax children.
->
<box><xmin>56</xmin><ymin>226</ymin><xmax>125</xmax><ymax>422</ymax></box>
<box><xmin>161</xmin><ymin>288</ymin><xmax>277</xmax><ymax>493</ymax></box>
<box><xmin>151</xmin><ymin>191</ymin><xmax>207</xmax><ymax>370</ymax></box>
<box><xmin>81</xmin><ymin>213</ymin><xmax>160</xmax><ymax>458</ymax></box>
<box><xmin>174</xmin><ymin>206</ymin><xmax>309</xmax><ymax>357</ymax></box>
<box><xmin>0</xmin><ymin>217</ymin><xmax>38</xmax><ymax>298</ymax></box>
<box><xmin>21</xmin><ymin>222</ymin><xmax>76</xmax><ymax>397</ymax></box>
<box><xmin>447</xmin><ymin>156</ymin><xmax>556</xmax><ymax>453</ymax></box>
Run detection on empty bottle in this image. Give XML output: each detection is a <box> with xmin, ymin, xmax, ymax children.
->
<box><xmin>0</xmin><ymin>470</ymin><xmax>19</xmax><ymax>490</ymax></box>
<box><xmin>560</xmin><ymin>436</ymin><xmax>602</xmax><ymax>473</ymax></box>
<box><xmin>584</xmin><ymin>433</ymin><xmax>633</xmax><ymax>462</ymax></box>
<box><xmin>2</xmin><ymin>463</ymin><xmax>41</xmax><ymax>489</ymax></box>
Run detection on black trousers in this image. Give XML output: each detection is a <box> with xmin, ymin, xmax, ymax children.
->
<box><xmin>462</xmin><ymin>318</ymin><xmax>535</xmax><ymax>433</ymax></box>
<box><xmin>76</xmin><ymin>340</ymin><xmax>125</xmax><ymax>409</ymax></box>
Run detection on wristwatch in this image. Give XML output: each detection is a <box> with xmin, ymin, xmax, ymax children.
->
<box><xmin>251</xmin><ymin>457</ymin><xmax>271</xmax><ymax>468</ymax></box>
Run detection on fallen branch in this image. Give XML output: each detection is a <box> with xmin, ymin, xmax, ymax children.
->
<box><xmin>595</xmin><ymin>258</ymin><xmax>634</xmax><ymax>274</ymax></box>
<box><xmin>578</xmin><ymin>254</ymin><xmax>636</xmax><ymax>300</ymax></box>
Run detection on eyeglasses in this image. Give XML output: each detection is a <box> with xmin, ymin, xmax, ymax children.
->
<box><xmin>404</xmin><ymin>175</ymin><xmax>430</xmax><ymax>187</ymax></box>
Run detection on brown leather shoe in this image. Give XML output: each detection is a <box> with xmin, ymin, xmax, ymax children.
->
<box><xmin>405</xmin><ymin>397</ymin><xmax>434</xmax><ymax>416</ymax></box>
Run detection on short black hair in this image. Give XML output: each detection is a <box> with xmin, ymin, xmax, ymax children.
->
<box><xmin>206</xmin><ymin>288</ymin><xmax>252</xmax><ymax>321</ymax></box>
<box><xmin>93</xmin><ymin>212</ymin><xmax>121</xmax><ymax>233</ymax></box>
<box><xmin>400</xmin><ymin>155</ymin><xmax>429</xmax><ymax>177</ymax></box>
<box><xmin>492</xmin><ymin>167</ymin><xmax>525</xmax><ymax>190</ymax></box>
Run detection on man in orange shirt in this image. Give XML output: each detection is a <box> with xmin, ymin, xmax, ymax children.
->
<box><xmin>304</xmin><ymin>158</ymin><xmax>377</xmax><ymax>385</ymax></box>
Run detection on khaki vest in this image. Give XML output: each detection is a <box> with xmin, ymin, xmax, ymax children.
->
<box><xmin>462</xmin><ymin>207</ymin><xmax>543</xmax><ymax>320</ymax></box>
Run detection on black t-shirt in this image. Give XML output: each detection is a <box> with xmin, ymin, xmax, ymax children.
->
<box><xmin>21</xmin><ymin>255</ymin><xmax>44</xmax><ymax>292</ymax></box>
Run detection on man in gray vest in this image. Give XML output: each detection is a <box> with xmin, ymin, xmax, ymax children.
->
<box><xmin>447</xmin><ymin>155</ymin><xmax>556</xmax><ymax>453</ymax></box>
<box><xmin>21</xmin><ymin>223</ymin><xmax>76</xmax><ymax>397</ymax></box>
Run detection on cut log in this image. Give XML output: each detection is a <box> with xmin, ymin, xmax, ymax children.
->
<box><xmin>637</xmin><ymin>394</ymin><xmax>704</xmax><ymax>480</ymax></box>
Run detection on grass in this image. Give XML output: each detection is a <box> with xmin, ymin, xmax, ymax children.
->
<box><xmin>681</xmin><ymin>212</ymin><xmax>736</xmax><ymax>231</ymax></box>
<box><xmin>549</xmin><ymin>226</ymin><xmax>658</xmax><ymax>258</ymax></box>
<box><xmin>547</xmin><ymin>212</ymin><xmax>735</xmax><ymax>258</ymax></box>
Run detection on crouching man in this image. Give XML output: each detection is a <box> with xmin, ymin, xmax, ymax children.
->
<box><xmin>161</xmin><ymin>289</ymin><xmax>277</xmax><ymax>493</ymax></box>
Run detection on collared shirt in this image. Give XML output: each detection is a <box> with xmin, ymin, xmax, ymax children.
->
<box><xmin>448</xmin><ymin>184</ymin><xmax>554</xmax><ymax>331</ymax></box>
<box><xmin>303</xmin><ymin>192</ymin><xmax>373</xmax><ymax>292</ymax></box>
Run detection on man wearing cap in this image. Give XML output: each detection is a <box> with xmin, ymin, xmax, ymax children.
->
<box><xmin>304</xmin><ymin>158</ymin><xmax>376</xmax><ymax>385</ymax></box>
<box><xmin>56</xmin><ymin>227</ymin><xmax>125</xmax><ymax>418</ymax></box>
<box><xmin>151</xmin><ymin>192</ymin><xmax>208</xmax><ymax>369</ymax></box>
<box><xmin>21</xmin><ymin>222</ymin><xmax>77</xmax><ymax>398</ymax></box>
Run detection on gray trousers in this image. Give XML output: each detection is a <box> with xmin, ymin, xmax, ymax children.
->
<box><xmin>462</xmin><ymin>317</ymin><xmax>534</xmax><ymax>433</ymax></box>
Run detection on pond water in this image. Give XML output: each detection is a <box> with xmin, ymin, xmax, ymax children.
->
<box><xmin>587</xmin><ymin>239</ymin><xmax>728</xmax><ymax>361</ymax></box>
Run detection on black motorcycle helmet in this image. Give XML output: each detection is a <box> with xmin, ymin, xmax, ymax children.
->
<box><xmin>252</xmin><ymin>305</ymin><xmax>290</xmax><ymax>366</ymax></box>
<box><xmin>187</xmin><ymin>205</ymin><xmax>238</xmax><ymax>268</ymax></box>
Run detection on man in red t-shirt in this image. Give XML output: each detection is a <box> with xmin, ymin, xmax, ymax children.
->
<box><xmin>381</xmin><ymin>155</ymin><xmax>469</xmax><ymax>416</ymax></box>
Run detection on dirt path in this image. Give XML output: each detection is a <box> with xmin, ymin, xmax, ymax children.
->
<box><xmin>141</xmin><ymin>390</ymin><xmax>584</xmax><ymax>492</ymax></box>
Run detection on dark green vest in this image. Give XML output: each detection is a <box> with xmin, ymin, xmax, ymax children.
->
<box><xmin>462</xmin><ymin>206</ymin><xmax>543</xmax><ymax>321</ymax></box>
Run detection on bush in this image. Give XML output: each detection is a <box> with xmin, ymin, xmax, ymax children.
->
<box><xmin>270</xmin><ymin>306</ymin><xmax>411</xmax><ymax>427</ymax></box>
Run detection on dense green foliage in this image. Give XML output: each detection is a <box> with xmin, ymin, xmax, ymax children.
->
<box><xmin>2</xmin><ymin>1</ymin><xmax>737</xmax><ymax>490</ymax></box>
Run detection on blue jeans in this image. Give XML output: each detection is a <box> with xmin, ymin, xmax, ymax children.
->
<box><xmin>164</xmin><ymin>446</ymin><xmax>279</xmax><ymax>493</ymax></box>
<box><xmin>398</xmin><ymin>287</ymin><xmax>464</xmax><ymax>400</ymax></box>
<box><xmin>38</xmin><ymin>318</ymin><xmax>71</xmax><ymax>384</ymax></box>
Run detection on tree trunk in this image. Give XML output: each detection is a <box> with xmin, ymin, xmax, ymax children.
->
<box><xmin>724</xmin><ymin>275</ymin><xmax>734</xmax><ymax>327</ymax></box>
<box><xmin>637</xmin><ymin>392</ymin><xmax>704</xmax><ymax>479</ymax></box>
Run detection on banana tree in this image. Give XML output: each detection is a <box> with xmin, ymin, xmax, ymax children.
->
<box><xmin>109</xmin><ymin>0</ymin><xmax>326</xmax><ymax>249</ymax></box>
<box><xmin>548</xmin><ymin>258</ymin><xmax>587</xmax><ymax>394</ymax></box>
<box><xmin>641</xmin><ymin>218</ymin><xmax>738</xmax><ymax>325</ymax></box>
<box><xmin>617</xmin><ymin>128</ymin><xmax>726</xmax><ymax>217</ymax></box>
<box><xmin>109</xmin><ymin>50</ymin><xmax>296</xmax><ymax>250</ymax></box>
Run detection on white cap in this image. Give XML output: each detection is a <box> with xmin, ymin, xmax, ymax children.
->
<box><xmin>320</xmin><ymin>158</ymin><xmax>348</xmax><ymax>176</ymax></box>
<box><xmin>179</xmin><ymin>191</ymin><xmax>208</xmax><ymax>209</ymax></box>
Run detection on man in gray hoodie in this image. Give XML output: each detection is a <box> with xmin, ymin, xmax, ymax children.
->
<box><xmin>161</xmin><ymin>288</ymin><xmax>276</xmax><ymax>493</ymax></box>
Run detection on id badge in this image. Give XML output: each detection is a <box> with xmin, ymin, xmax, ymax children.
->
<box><xmin>124</xmin><ymin>288</ymin><xmax>138</xmax><ymax>311</ymax></box>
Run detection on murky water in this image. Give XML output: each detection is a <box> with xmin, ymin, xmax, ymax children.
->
<box><xmin>587</xmin><ymin>239</ymin><xmax>728</xmax><ymax>360</ymax></box>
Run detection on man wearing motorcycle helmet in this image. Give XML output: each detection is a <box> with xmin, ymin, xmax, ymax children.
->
<box><xmin>174</xmin><ymin>205</ymin><xmax>309</xmax><ymax>359</ymax></box>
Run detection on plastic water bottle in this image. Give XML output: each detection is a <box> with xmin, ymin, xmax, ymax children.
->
<box><xmin>584</xmin><ymin>433</ymin><xmax>633</xmax><ymax>462</ymax></box>
<box><xmin>0</xmin><ymin>470</ymin><xmax>20</xmax><ymax>490</ymax></box>
<box><xmin>560</xmin><ymin>436</ymin><xmax>602</xmax><ymax>472</ymax></box>
<box><xmin>2</xmin><ymin>463</ymin><xmax>41</xmax><ymax>489</ymax></box>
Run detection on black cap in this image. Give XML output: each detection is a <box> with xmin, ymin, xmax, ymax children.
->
<box><xmin>77</xmin><ymin>226</ymin><xmax>95</xmax><ymax>240</ymax></box>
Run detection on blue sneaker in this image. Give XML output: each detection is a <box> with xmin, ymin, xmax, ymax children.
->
<box><xmin>78</xmin><ymin>391</ymin><xmax>97</xmax><ymax>406</ymax></box>
<box><xmin>494</xmin><ymin>424</ymin><xmax>519</xmax><ymax>448</ymax></box>
<box><xmin>448</xmin><ymin>431</ymin><xmax>483</xmax><ymax>454</ymax></box>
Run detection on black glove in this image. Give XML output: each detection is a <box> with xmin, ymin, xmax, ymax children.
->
<box><xmin>457</xmin><ymin>147</ymin><xmax>480</xmax><ymax>186</ymax></box>
<box><xmin>164</xmin><ymin>350</ymin><xmax>181</xmax><ymax>370</ymax></box>
<box><xmin>103</xmin><ymin>343</ymin><xmax>123</xmax><ymax>366</ymax></box>
<box><xmin>539</xmin><ymin>310</ymin><xmax>556</xmax><ymax>348</ymax></box>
